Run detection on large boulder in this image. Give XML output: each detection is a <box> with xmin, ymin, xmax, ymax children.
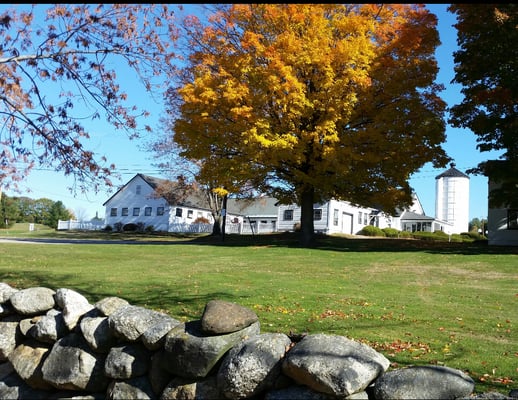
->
<box><xmin>8</xmin><ymin>340</ymin><xmax>53</xmax><ymax>390</ymax></box>
<box><xmin>9</xmin><ymin>287</ymin><xmax>56</xmax><ymax>316</ymax></box>
<box><xmin>162</xmin><ymin>320</ymin><xmax>261</xmax><ymax>379</ymax></box>
<box><xmin>0</xmin><ymin>283</ymin><xmax>18</xmax><ymax>304</ymax></box>
<box><xmin>55</xmin><ymin>288</ymin><xmax>95</xmax><ymax>330</ymax></box>
<box><xmin>201</xmin><ymin>299</ymin><xmax>259</xmax><ymax>335</ymax></box>
<box><xmin>80</xmin><ymin>315</ymin><xmax>119</xmax><ymax>353</ymax></box>
<box><xmin>160</xmin><ymin>375</ymin><xmax>223</xmax><ymax>400</ymax></box>
<box><xmin>218</xmin><ymin>332</ymin><xmax>292</xmax><ymax>399</ymax></box>
<box><xmin>0</xmin><ymin>321</ymin><xmax>20</xmax><ymax>361</ymax></box>
<box><xmin>108</xmin><ymin>304</ymin><xmax>171</xmax><ymax>342</ymax></box>
<box><xmin>28</xmin><ymin>309</ymin><xmax>68</xmax><ymax>344</ymax></box>
<box><xmin>371</xmin><ymin>365</ymin><xmax>475</xmax><ymax>399</ymax></box>
<box><xmin>282</xmin><ymin>333</ymin><xmax>390</xmax><ymax>397</ymax></box>
<box><xmin>41</xmin><ymin>332</ymin><xmax>109</xmax><ymax>392</ymax></box>
<box><xmin>104</xmin><ymin>343</ymin><xmax>151</xmax><ymax>379</ymax></box>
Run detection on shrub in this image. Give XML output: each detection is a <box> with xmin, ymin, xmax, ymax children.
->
<box><xmin>122</xmin><ymin>223</ymin><xmax>138</xmax><ymax>232</ymax></box>
<box><xmin>359</xmin><ymin>225</ymin><xmax>386</xmax><ymax>237</ymax></box>
<box><xmin>398</xmin><ymin>230</ymin><xmax>412</xmax><ymax>238</ymax></box>
<box><xmin>382</xmin><ymin>227</ymin><xmax>400</xmax><ymax>238</ymax></box>
<box><xmin>145</xmin><ymin>225</ymin><xmax>154</xmax><ymax>233</ymax></box>
<box><xmin>193</xmin><ymin>216</ymin><xmax>210</xmax><ymax>224</ymax></box>
<box><xmin>103</xmin><ymin>225</ymin><xmax>113</xmax><ymax>232</ymax></box>
<box><xmin>412</xmin><ymin>231</ymin><xmax>440</xmax><ymax>241</ymax></box>
<box><xmin>462</xmin><ymin>231</ymin><xmax>486</xmax><ymax>240</ymax></box>
<box><xmin>114</xmin><ymin>222</ymin><xmax>123</xmax><ymax>232</ymax></box>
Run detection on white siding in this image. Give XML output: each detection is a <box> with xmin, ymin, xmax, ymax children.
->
<box><xmin>104</xmin><ymin>175</ymin><xmax>171</xmax><ymax>231</ymax></box>
<box><xmin>277</xmin><ymin>200</ymin><xmax>376</xmax><ymax>235</ymax></box>
<box><xmin>435</xmin><ymin>176</ymin><xmax>470</xmax><ymax>234</ymax></box>
<box><xmin>486</xmin><ymin>180</ymin><xmax>518</xmax><ymax>245</ymax></box>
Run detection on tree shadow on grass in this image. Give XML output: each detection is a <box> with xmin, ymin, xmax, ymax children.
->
<box><xmin>4</xmin><ymin>231</ymin><xmax>518</xmax><ymax>255</ymax></box>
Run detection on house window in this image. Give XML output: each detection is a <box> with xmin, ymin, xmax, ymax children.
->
<box><xmin>144</xmin><ymin>207</ymin><xmax>152</xmax><ymax>216</ymax></box>
<box><xmin>176</xmin><ymin>207</ymin><xmax>183</xmax><ymax>217</ymax></box>
<box><xmin>121</xmin><ymin>207</ymin><xmax>129</xmax><ymax>216</ymax></box>
<box><xmin>110</xmin><ymin>208</ymin><xmax>117</xmax><ymax>217</ymax></box>
<box><xmin>157</xmin><ymin>207</ymin><xmax>165</xmax><ymax>216</ymax></box>
<box><xmin>313</xmin><ymin>209</ymin><xmax>322</xmax><ymax>221</ymax></box>
<box><xmin>358</xmin><ymin>212</ymin><xmax>362</xmax><ymax>224</ymax></box>
<box><xmin>333</xmin><ymin>209</ymin><xmax>339</xmax><ymax>226</ymax></box>
<box><xmin>187</xmin><ymin>210</ymin><xmax>193</xmax><ymax>219</ymax></box>
<box><xmin>364</xmin><ymin>213</ymin><xmax>368</xmax><ymax>225</ymax></box>
<box><xmin>283</xmin><ymin>209</ymin><xmax>293</xmax><ymax>221</ymax></box>
<box><xmin>133</xmin><ymin>207</ymin><xmax>140</xmax><ymax>216</ymax></box>
<box><xmin>507</xmin><ymin>209</ymin><xmax>518</xmax><ymax>229</ymax></box>
<box><xmin>136</xmin><ymin>185</ymin><xmax>141</xmax><ymax>195</ymax></box>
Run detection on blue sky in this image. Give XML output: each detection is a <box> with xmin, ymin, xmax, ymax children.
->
<box><xmin>4</xmin><ymin>4</ymin><xmax>501</xmax><ymax>222</ymax></box>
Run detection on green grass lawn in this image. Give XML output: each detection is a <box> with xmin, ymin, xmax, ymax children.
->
<box><xmin>0</xmin><ymin>226</ymin><xmax>516</xmax><ymax>394</ymax></box>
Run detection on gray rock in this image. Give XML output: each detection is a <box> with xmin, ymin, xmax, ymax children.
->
<box><xmin>55</xmin><ymin>288</ymin><xmax>95</xmax><ymax>330</ymax></box>
<box><xmin>264</xmin><ymin>384</ymin><xmax>337</xmax><ymax>400</ymax></box>
<box><xmin>141</xmin><ymin>314</ymin><xmax>181</xmax><ymax>350</ymax></box>
<box><xmin>108</xmin><ymin>304</ymin><xmax>168</xmax><ymax>342</ymax></box>
<box><xmin>218</xmin><ymin>332</ymin><xmax>292</xmax><ymax>399</ymax></box>
<box><xmin>0</xmin><ymin>282</ymin><xmax>19</xmax><ymax>303</ymax></box>
<box><xmin>104</xmin><ymin>343</ymin><xmax>151</xmax><ymax>379</ymax></box>
<box><xmin>148</xmin><ymin>352</ymin><xmax>173</xmax><ymax>396</ymax></box>
<box><xmin>0</xmin><ymin>370</ymin><xmax>51</xmax><ymax>399</ymax></box>
<box><xmin>106</xmin><ymin>375</ymin><xmax>155</xmax><ymax>400</ymax></box>
<box><xmin>9</xmin><ymin>287</ymin><xmax>56</xmax><ymax>316</ymax></box>
<box><xmin>80</xmin><ymin>316</ymin><xmax>119</xmax><ymax>353</ymax></box>
<box><xmin>8</xmin><ymin>339</ymin><xmax>53</xmax><ymax>390</ymax></box>
<box><xmin>201</xmin><ymin>299</ymin><xmax>259</xmax><ymax>335</ymax></box>
<box><xmin>160</xmin><ymin>375</ymin><xmax>223</xmax><ymax>400</ymax></box>
<box><xmin>282</xmin><ymin>333</ymin><xmax>390</xmax><ymax>397</ymax></box>
<box><xmin>41</xmin><ymin>332</ymin><xmax>109</xmax><ymax>392</ymax></box>
<box><xmin>372</xmin><ymin>365</ymin><xmax>475</xmax><ymax>399</ymax></box>
<box><xmin>94</xmin><ymin>297</ymin><xmax>129</xmax><ymax>317</ymax></box>
<box><xmin>0</xmin><ymin>321</ymin><xmax>20</xmax><ymax>361</ymax></box>
<box><xmin>29</xmin><ymin>309</ymin><xmax>68</xmax><ymax>343</ymax></box>
<box><xmin>163</xmin><ymin>320</ymin><xmax>261</xmax><ymax>379</ymax></box>
<box><xmin>19</xmin><ymin>317</ymin><xmax>38</xmax><ymax>336</ymax></box>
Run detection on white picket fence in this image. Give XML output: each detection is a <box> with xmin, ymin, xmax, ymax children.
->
<box><xmin>167</xmin><ymin>223</ymin><xmax>213</xmax><ymax>233</ymax></box>
<box><xmin>57</xmin><ymin>220</ymin><xmax>105</xmax><ymax>231</ymax></box>
<box><xmin>57</xmin><ymin>220</ymin><xmax>275</xmax><ymax>235</ymax></box>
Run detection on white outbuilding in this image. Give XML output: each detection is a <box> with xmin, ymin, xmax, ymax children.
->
<box><xmin>435</xmin><ymin>163</ymin><xmax>470</xmax><ymax>234</ymax></box>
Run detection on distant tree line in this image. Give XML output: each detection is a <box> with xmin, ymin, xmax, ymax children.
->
<box><xmin>0</xmin><ymin>195</ymin><xmax>73</xmax><ymax>229</ymax></box>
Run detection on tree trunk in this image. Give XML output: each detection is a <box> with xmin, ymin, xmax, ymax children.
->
<box><xmin>299</xmin><ymin>187</ymin><xmax>315</xmax><ymax>247</ymax></box>
<box><xmin>212</xmin><ymin>217</ymin><xmax>222</xmax><ymax>235</ymax></box>
<box><xmin>221</xmin><ymin>194</ymin><xmax>228</xmax><ymax>241</ymax></box>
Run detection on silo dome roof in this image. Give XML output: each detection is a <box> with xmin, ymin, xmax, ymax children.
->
<box><xmin>435</xmin><ymin>163</ymin><xmax>470</xmax><ymax>179</ymax></box>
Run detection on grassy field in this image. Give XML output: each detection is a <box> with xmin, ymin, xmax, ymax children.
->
<box><xmin>1</xmin><ymin>224</ymin><xmax>516</xmax><ymax>394</ymax></box>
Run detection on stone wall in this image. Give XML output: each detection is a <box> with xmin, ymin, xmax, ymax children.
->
<box><xmin>0</xmin><ymin>283</ymin><xmax>511</xmax><ymax>399</ymax></box>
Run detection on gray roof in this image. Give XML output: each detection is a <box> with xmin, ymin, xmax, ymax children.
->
<box><xmin>400</xmin><ymin>210</ymin><xmax>435</xmax><ymax>221</ymax></box>
<box><xmin>227</xmin><ymin>197</ymin><xmax>279</xmax><ymax>217</ymax></box>
<box><xmin>435</xmin><ymin>163</ymin><xmax>469</xmax><ymax>179</ymax></box>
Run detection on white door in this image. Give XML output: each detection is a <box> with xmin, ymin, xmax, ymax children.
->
<box><xmin>342</xmin><ymin>212</ymin><xmax>353</xmax><ymax>234</ymax></box>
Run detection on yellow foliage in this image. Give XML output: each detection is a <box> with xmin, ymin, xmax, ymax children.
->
<box><xmin>172</xmin><ymin>4</ymin><xmax>447</xmax><ymax>210</ymax></box>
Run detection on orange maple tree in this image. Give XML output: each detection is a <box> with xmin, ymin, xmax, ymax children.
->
<box><xmin>0</xmin><ymin>4</ymin><xmax>179</xmax><ymax>197</ymax></box>
<box><xmin>169</xmin><ymin>4</ymin><xmax>449</xmax><ymax>245</ymax></box>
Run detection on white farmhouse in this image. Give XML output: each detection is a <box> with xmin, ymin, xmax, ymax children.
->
<box><xmin>103</xmin><ymin>174</ymin><xmax>214</xmax><ymax>232</ymax></box>
<box><xmin>102</xmin><ymin>166</ymin><xmax>470</xmax><ymax>236</ymax></box>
